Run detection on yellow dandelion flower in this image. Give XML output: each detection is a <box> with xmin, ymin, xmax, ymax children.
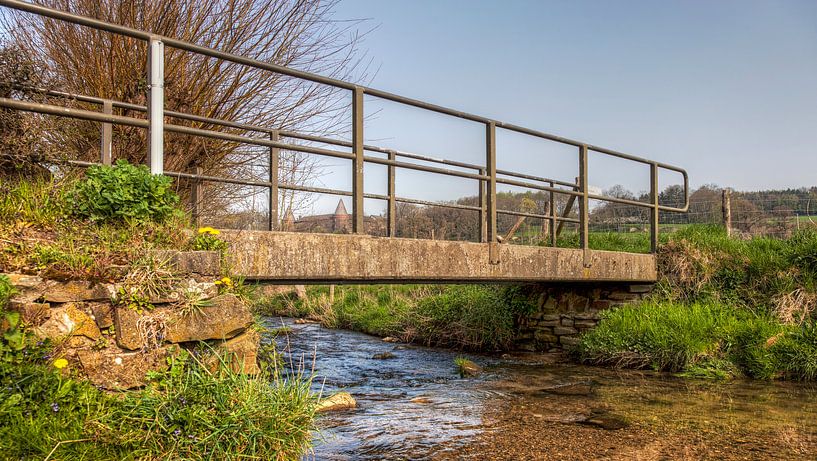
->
<box><xmin>53</xmin><ymin>358</ymin><xmax>69</xmax><ymax>369</ymax></box>
<box><xmin>210</xmin><ymin>229</ymin><xmax>220</xmax><ymax>235</ymax></box>
<box><xmin>214</xmin><ymin>280</ymin><xmax>222</xmax><ymax>285</ymax></box>
<box><xmin>221</xmin><ymin>277</ymin><xmax>233</xmax><ymax>287</ymax></box>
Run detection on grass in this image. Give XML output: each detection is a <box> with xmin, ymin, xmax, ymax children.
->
<box><xmin>0</xmin><ymin>175</ymin><xmax>191</xmax><ymax>281</ymax></box>
<box><xmin>573</xmin><ymin>300</ymin><xmax>817</xmax><ymax>381</ymax></box>
<box><xmin>257</xmin><ymin>284</ymin><xmax>537</xmax><ymax>351</ymax></box>
<box><xmin>0</xmin><ymin>172</ymin><xmax>317</xmax><ymax>459</ymax></box>
<box><xmin>656</xmin><ymin>225</ymin><xmax>817</xmax><ymax>316</ymax></box>
<box><xmin>0</xmin><ymin>347</ymin><xmax>317</xmax><ymax>460</ymax></box>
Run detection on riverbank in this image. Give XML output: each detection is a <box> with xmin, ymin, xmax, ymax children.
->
<box><xmin>0</xmin><ymin>165</ymin><xmax>318</xmax><ymax>460</ymax></box>
<box><xmin>260</xmin><ymin>225</ymin><xmax>817</xmax><ymax>381</ymax></box>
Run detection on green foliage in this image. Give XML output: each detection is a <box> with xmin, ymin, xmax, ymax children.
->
<box><xmin>70</xmin><ymin>160</ymin><xmax>180</xmax><ymax>223</ymax></box>
<box><xmin>0</xmin><ymin>347</ymin><xmax>316</xmax><ymax>460</ymax></box>
<box><xmin>0</xmin><ymin>275</ymin><xmax>27</xmax><ymax>357</ymax></box>
<box><xmin>0</xmin><ymin>274</ymin><xmax>14</xmax><ymax>308</ymax></box>
<box><xmin>259</xmin><ymin>284</ymin><xmax>537</xmax><ymax>351</ymax></box>
<box><xmin>575</xmin><ymin>301</ymin><xmax>817</xmax><ymax>381</ymax></box>
<box><xmin>658</xmin><ymin>225</ymin><xmax>817</xmax><ymax>318</ymax></box>
<box><xmin>102</xmin><ymin>350</ymin><xmax>316</xmax><ymax>460</ymax></box>
<box><xmin>0</xmin><ymin>176</ymin><xmax>190</xmax><ymax>280</ymax></box>
<box><xmin>453</xmin><ymin>356</ymin><xmax>480</xmax><ymax>378</ymax></box>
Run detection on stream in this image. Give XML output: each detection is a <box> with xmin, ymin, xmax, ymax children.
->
<box><xmin>264</xmin><ymin>317</ymin><xmax>817</xmax><ymax>460</ymax></box>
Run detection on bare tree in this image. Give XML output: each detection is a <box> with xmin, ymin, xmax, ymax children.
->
<box><xmin>2</xmin><ymin>0</ymin><xmax>370</xmax><ymax>221</ymax></box>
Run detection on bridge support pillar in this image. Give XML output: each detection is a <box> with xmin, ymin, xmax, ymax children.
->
<box><xmin>515</xmin><ymin>283</ymin><xmax>652</xmax><ymax>351</ymax></box>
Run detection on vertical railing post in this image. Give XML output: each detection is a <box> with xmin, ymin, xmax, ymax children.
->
<box><xmin>479</xmin><ymin>167</ymin><xmax>487</xmax><ymax>243</ymax></box>
<box><xmin>147</xmin><ymin>37</ymin><xmax>164</xmax><ymax>175</ymax></box>
<box><xmin>387</xmin><ymin>150</ymin><xmax>396</xmax><ymax>237</ymax></box>
<box><xmin>352</xmin><ymin>86</ymin><xmax>364</xmax><ymax>233</ymax></box>
<box><xmin>650</xmin><ymin>162</ymin><xmax>659</xmax><ymax>252</ymax></box>
<box><xmin>269</xmin><ymin>130</ymin><xmax>279</xmax><ymax>231</ymax></box>
<box><xmin>100</xmin><ymin>100</ymin><xmax>113</xmax><ymax>165</ymax></box>
<box><xmin>549</xmin><ymin>181</ymin><xmax>557</xmax><ymax>247</ymax></box>
<box><xmin>191</xmin><ymin>165</ymin><xmax>203</xmax><ymax>227</ymax></box>
<box><xmin>486</xmin><ymin>122</ymin><xmax>498</xmax><ymax>263</ymax></box>
<box><xmin>578</xmin><ymin>145</ymin><xmax>590</xmax><ymax>256</ymax></box>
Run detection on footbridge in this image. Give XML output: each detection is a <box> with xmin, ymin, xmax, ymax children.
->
<box><xmin>0</xmin><ymin>0</ymin><xmax>688</xmax><ymax>284</ymax></box>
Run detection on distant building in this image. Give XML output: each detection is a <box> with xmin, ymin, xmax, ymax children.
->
<box><xmin>293</xmin><ymin>199</ymin><xmax>352</xmax><ymax>233</ymax></box>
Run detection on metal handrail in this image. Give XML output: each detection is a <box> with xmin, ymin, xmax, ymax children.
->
<box><xmin>0</xmin><ymin>0</ymin><xmax>689</xmax><ymax>253</ymax></box>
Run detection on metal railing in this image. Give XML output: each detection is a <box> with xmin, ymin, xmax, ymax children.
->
<box><xmin>0</xmin><ymin>0</ymin><xmax>689</xmax><ymax>255</ymax></box>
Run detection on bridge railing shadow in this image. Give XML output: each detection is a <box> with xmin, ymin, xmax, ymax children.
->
<box><xmin>0</xmin><ymin>0</ymin><xmax>689</xmax><ymax>254</ymax></box>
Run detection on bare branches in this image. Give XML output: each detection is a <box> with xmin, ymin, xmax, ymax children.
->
<box><xmin>1</xmin><ymin>0</ymin><xmax>371</xmax><ymax>221</ymax></box>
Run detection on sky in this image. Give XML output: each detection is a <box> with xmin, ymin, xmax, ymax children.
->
<box><xmin>313</xmin><ymin>0</ymin><xmax>817</xmax><ymax>211</ymax></box>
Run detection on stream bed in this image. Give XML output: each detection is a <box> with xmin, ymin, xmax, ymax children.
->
<box><xmin>264</xmin><ymin>317</ymin><xmax>817</xmax><ymax>460</ymax></box>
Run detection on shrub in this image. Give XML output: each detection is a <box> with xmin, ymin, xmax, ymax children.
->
<box><xmin>71</xmin><ymin>160</ymin><xmax>179</xmax><ymax>223</ymax></box>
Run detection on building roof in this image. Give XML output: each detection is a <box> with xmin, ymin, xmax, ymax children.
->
<box><xmin>334</xmin><ymin>199</ymin><xmax>349</xmax><ymax>216</ymax></box>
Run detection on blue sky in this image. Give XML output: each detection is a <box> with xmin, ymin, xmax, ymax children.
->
<box><xmin>321</xmin><ymin>0</ymin><xmax>817</xmax><ymax>203</ymax></box>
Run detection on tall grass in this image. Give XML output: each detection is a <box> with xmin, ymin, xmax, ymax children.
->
<box><xmin>258</xmin><ymin>284</ymin><xmax>537</xmax><ymax>351</ymax></box>
<box><xmin>0</xmin><ymin>349</ymin><xmax>316</xmax><ymax>460</ymax></box>
<box><xmin>658</xmin><ymin>225</ymin><xmax>817</xmax><ymax>318</ymax></box>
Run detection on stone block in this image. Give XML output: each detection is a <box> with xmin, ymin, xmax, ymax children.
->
<box><xmin>90</xmin><ymin>302</ymin><xmax>114</xmax><ymax>329</ymax></box>
<box><xmin>115</xmin><ymin>294</ymin><xmax>253</xmax><ymax>349</ymax></box>
<box><xmin>591</xmin><ymin>300</ymin><xmax>611</xmax><ymax>310</ymax></box>
<box><xmin>574</xmin><ymin>319</ymin><xmax>598</xmax><ymax>329</ymax></box>
<box><xmin>539</xmin><ymin>318</ymin><xmax>560</xmax><ymax>327</ymax></box>
<box><xmin>8</xmin><ymin>300</ymin><xmax>51</xmax><ymax>326</ymax></box>
<box><xmin>78</xmin><ymin>344</ymin><xmax>177</xmax><ymax>390</ymax></box>
<box><xmin>209</xmin><ymin>330</ymin><xmax>260</xmax><ymax>375</ymax></box>
<box><xmin>628</xmin><ymin>284</ymin><xmax>654</xmax><ymax>294</ymax></box>
<box><xmin>560</xmin><ymin>317</ymin><xmax>575</xmax><ymax>327</ymax></box>
<box><xmin>553</xmin><ymin>326</ymin><xmax>579</xmax><ymax>336</ymax></box>
<box><xmin>534</xmin><ymin>330</ymin><xmax>558</xmax><ymax>344</ymax></box>
<box><xmin>114</xmin><ymin>307</ymin><xmax>143</xmax><ymax>350</ymax></box>
<box><xmin>607</xmin><ymin>291</ymin><xmax>641</xmax><ymax>302</ymax></box>
<box><xmin>164</xmin><ymin>294</ymin><xmax>252</xmax><ymax>343</ymax></box>
<box><xmin>33</xmin><ymin>303</ymin><xmax>101</xmax><ymax>340</ymax></box>
<box><xmin>42</xmin><ymin>281</ymin><xmax>112</xmax><ymax>303</ymax></box>
<box><xmin>559</xmin><ymin>336</ymin><xmax>581</xmax><ymax>347</ymax></box>
<box><xmin>574</xmin><ymin>311</ymin><xmax>600</xmax><ymax>320</ymax></box>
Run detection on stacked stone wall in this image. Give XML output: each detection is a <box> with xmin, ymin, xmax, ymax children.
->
<box><xmin>516</xmin><ymin>283</ymin><xmax>652</xmax><ymax>351</ymax></box>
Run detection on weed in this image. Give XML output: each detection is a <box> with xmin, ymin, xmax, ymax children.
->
<box><xmin>70</xmin><ymin>160</ymin><xmax>180</xmax><ymax>223</ymax></box>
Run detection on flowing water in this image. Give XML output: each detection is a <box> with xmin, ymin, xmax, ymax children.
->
<box><xmin>264</xmin><ymin>317</ymin><xmax>817</xmax><ymax>460</ymax></box>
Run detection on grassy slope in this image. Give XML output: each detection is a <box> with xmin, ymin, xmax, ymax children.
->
<box><xmin>0</xmin><ymin>173</ymin><xmax>317</xmax><ymax>460</ymax></box>
<box><xmin>576</xmin><ymin>225</ymin><xmax>817</xmax><ymax>380</ymax></box>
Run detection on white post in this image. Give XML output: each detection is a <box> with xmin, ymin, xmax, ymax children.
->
<box><xmin>147</xmin><ymin>37</ymin><xmax>164</xmax><ymax>175</ymax></box>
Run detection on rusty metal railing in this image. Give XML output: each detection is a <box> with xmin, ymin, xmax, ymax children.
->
<box><xmin>0</xmin><ymin>0</ymin><xmax>688</xmax><ymax>255</ymax></box>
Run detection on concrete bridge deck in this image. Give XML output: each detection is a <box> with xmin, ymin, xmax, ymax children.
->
<box><xmin>222</xmin><ymin>230</ymin><xmax>656</xmax><ymax>284</ymax></box>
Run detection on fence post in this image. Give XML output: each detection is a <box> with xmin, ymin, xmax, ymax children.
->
<box><xmin>191</xmin><ymin>165</ymin><xmax>203</xmax><ymax>227</ymax></box>
<box><xmin>549</xmin><ymin>182</ymin><xmax>557</xmax><ymax>247</ymax></box>
<box><xmin>479</xmin><ymin>167</ymin><xmax>487</xmax><ymax>243</ymax></box>
<box><xmin>387</xmin><ymin>150</ymin><xmax>396</xmax><ymax>237</ymax></box>
<box><xmin>269</xmin><ymin>130</ymin><xmax>279</xmax><ymax>231</ymax></box>
<box><xmin>650</xmin><ymin>162</ymin><xmax>659</xmax><ymax>253</ymax></box>
<box><xmin>100</xmin><ymin>100</ymin><xmax>113</xmax><ymax>165</ymax></box>
<box><xmin>722</xmin><ymin>188</ymin><xmax>732</xmax><ymax>237</ymax></box>
<box><xmin>578</xmin><ymin>145</ymin><xmax>589</xmax><ymax>257</ymax></box>
<box><xmin>147</xmin><ymin>37</ymin><xmax>164</xmax><ymax>175</ymax></box>
<box><xmin>352</xmin><ymin>86</ymin><xmax>364</xmax><ymax>233</ymax></box>
<box><xmin>486</xmin><ymin>122</ymin><xmax>498</xmax><ymax>263</ymax></box>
